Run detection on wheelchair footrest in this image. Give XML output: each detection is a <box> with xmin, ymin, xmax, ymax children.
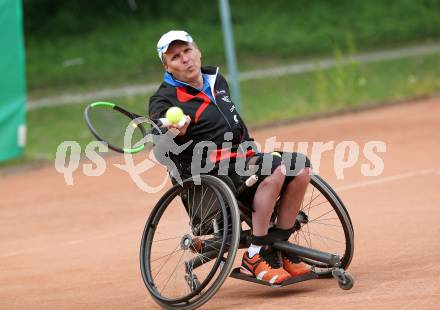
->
<box><xmin>229</xmin><ymin>267</ymin><xmax>318</xmax><ymax>287</ymax></box>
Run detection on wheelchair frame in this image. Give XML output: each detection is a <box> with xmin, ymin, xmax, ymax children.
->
<box><xmin>140</xmin><ymin>174</ymin><xmax>354</xmax><ymax>310</ymax></box>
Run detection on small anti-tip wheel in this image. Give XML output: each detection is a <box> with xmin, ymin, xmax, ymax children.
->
<box><xmin>338</xmin><ymin>273</ymin><xmax>354</xmax><ymax>290</ymax></box>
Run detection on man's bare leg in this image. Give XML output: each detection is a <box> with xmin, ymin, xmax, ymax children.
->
<box><xmin>252</xmin><ymin>166</ymin><xmax>285</xmax><ymax>236</ymax></box>
<box><xmin>276</xmin><ymin>167</ymin><xmax>311</xmax><ymax>229</ymax></box>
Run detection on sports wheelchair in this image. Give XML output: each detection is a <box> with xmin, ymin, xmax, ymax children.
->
<box><xmin>140</xmin><ymin>173</ymin><xmax>354</xmax><ymax>309</ymax></box>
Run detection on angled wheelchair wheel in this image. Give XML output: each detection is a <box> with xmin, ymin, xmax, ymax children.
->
<box><xmin>289</xmin><ymin>174</ymin><xmax>354</xmax><ymax>277</ymax></box>
<box><xmin>140</xmin><ymin>175</ymin><xmax>240</xmax><ymax>310</ymax></box>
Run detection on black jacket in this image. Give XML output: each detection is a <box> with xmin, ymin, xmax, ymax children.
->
<box><xmin>149</xmin><ymin>66</ymin><xmax>255</xmax><ymax>170</ymax></box>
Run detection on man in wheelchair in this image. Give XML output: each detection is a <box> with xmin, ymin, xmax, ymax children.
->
<box><xmin>149</xmin><ymin>30</ymin><xmax>312</xmax><ymax>285</ymax></box>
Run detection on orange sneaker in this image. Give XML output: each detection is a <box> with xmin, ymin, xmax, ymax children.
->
<box><xmin>241</xmin><ymin>246</ymin><xmax>291</xmax><ymax>285</ymax></box>
<box><xmin>282</xmin><ymin>253</ymin><xmax>311</xmax><ymax>277</ymax></box>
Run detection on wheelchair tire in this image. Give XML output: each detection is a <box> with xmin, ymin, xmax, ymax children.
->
<box><xmin>314</xmin><ymin>174</ymin><xmax>354</xmax><ymax>234</ymax></box>
<box><xmin>289</xmin><ymin>174</ymin><xmax>354</xmax><ymax>277</ymax></box>
<box><xmin>140</xmin><ymin>175</ymin><xmax>240</xmax><ymax>309</ymax></box>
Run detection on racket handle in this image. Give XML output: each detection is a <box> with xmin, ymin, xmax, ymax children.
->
<box><xmin>158</xmin><ymin>118</ymin><xmax>171</xmax><ymax>127</ymax></box>
<box><xmin>158</xmin><ymin>117</ymin><xmax>187</xmax><ymax>128</ymax></box>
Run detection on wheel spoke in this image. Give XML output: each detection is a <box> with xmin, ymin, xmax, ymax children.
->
<box><xmin>199</xmin><ymin>191</ymin><xmax>219</xmax><ymax>229</ymax></box>
<box><xmin>306</xmin><ymin>199</ymin><xmax>330</xmax><ymax>212</ymax></box>
<box><xmin>151</xmin><ymin>244</ymin><xmax>181</xmax><ymax>263</ymax></box>
<box><xmin>153</xmin><ymin>236</ymin><xmax>183</xmax><ymax>243</ymax></box>
<box><xmin>308</xmin><ymin>208</ymin><xmax>336</xmax><ymax>223</ymax></box>
<box><xmin>302</xmin><ymin>230</ymin><xmax>345</xmax><ymax>245</ymax></box>
<box><xmin>154</xmin><ymin>231</ymin><xmax>181</xmax><ymax>239</ymax></box>
<box><xmin>160</xmin><ymin>250</ymin><xmax>186</xmax><ymax>295</ymax></box>
<box><xmin>152</xmin><ymin>244</ymin><xmax>182</xmax><ymax>278</ymax></box>
<box><xmin>310</xmin><ymin>220</ymin><xmax>342</xmax><ymax>229</ymax></box>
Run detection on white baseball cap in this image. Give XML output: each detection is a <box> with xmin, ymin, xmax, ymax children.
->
<box><xmin>157</xmin><ymin>30</ymin><xmax>194</xmax><ymax>61</ymax></box>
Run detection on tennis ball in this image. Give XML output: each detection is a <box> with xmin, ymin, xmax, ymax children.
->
<box><xmin>166</xmin><ymin>107</ymin><xmax>184</xmax><ymax>124</ymax></box>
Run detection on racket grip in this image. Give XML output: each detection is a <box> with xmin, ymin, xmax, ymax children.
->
<box><xmin>158</xmin><ymin>117</ymin><xmax>187</xmax><ymax>128</ymax></box>
<box><xmin>158</xmin><ymin>118</ymin><xmax>171</xmax><ymax>127</ymax></box>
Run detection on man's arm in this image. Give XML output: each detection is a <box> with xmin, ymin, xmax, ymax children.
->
<box><xmin>149</xmin><ymin>94</ymin><xmax>172</xmax><ymax>126</ymax></box>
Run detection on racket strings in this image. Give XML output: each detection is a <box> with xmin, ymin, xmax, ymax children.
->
<box><xmin>88</xmin><ymin>106</ymin><xmax>145</xmax><ymax>150</ymax></box>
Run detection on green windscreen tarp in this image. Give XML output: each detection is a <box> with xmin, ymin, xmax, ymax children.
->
<box><xmin>0</xmin><ymin>0</ymin><xmax>26</xmax><ymax>161</ymax></box>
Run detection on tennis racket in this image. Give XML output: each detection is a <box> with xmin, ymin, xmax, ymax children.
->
<box><xmin>84</xmin><ymin>101</ymin><xmax>184</xmax><ymax>154</ymax></box>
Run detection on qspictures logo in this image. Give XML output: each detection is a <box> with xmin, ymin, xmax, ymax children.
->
<box><xmin>54</xmin><ymin>117</ymin><xmax>386</xmax><ymax>193</ymax></box>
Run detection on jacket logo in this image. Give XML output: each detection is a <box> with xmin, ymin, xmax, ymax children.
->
<box><xmin>222</xmin><ymin>96</ymin><xmax>231</xmax><ymax>103</ymax></box>
<box><xmin>233</xmin><ymin>115</ymin><xmax>239</xmax><ymax>123</ymax></box>
<box><xmin>230</xmin><ymin>105</ymin><xmax>235</xmax><ymax>112</ymax></box>
<box><xmin>216</xmin><ymin>90</ymin><xmax>226</xmax><ymax>95</ymax></box>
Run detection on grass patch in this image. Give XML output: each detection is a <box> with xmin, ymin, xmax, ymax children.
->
<box><xmin>240</xmin><ymin>53</ymin><xmax>440</xmax><ymax>126</ymax></box>
<box><xmin>25</xmin><ymin>1</ymin><xmax>440</xmax><ymax>97</ymax></box>
<box><xmin>3</xmin><ymin>52</ymin><xmax>439</xmax><ymax>168</ymax></box>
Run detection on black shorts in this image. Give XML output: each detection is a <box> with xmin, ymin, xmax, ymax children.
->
<box><xmin>171</xmin><ymin>151</ymin><xmax>311</xmax><ymax>208</ymax></box>
<box><xmin>176</xmin><ymin>150</ymin><xmax>310</xmax><ymax>234</ymax></box>
<box><xmin>227</xmin><ymin>152</ymin><xmax>312</xmax><ymax>207</ymax></box>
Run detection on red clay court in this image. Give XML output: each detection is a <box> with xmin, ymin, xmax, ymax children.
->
<box><xmin>1</xmin><ymin>98</ymin><xmax>439</xmax><ymax>309</ymax></box>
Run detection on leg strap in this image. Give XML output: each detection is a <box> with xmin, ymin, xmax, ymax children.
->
<box><xmin>267</xmin><ymin>226</ymin><xmax>301</xmax><ymax>262</ymax></box>
<box><xmin>267</xmin><ymin>226</ymin><xmax>295</xmax><ymax>243</ymax></box>
<box><xmin>251</xmin><ymin>234</ymin><xmax>269</xmax><ymax>246</ymax></box>
<box><xmin>252</xmin><ymin>225</ymin><xmax>295</xmax><ymax>246</ymax></box>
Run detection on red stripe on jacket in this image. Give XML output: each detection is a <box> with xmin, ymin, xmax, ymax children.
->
<box><xmin>176</xmin><ymin>87</ymin><xmax>211</xmax><ymax>124</ymax></box>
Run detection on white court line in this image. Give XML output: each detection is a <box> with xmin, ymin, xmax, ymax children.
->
<box><xmin>334</xmin><ymin>167</ymin><xmax>440</xmax><ymax>193</ymax></box>
<box><xmin>2</xmin><ymin>166</ymin><xmax>439</xmax><ymax>258</ymax></box>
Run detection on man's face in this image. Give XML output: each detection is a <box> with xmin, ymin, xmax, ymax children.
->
<box><xmin>163</xmin><ymin>41</ymin><xmax>202</xmax><ymax>84</ymax></box>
